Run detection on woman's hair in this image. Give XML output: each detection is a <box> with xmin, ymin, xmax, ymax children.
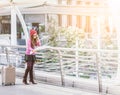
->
<box><xmin>30</xmin><ymin>35</ymin><xmax>38</xmax><ymax>48</ymax></box>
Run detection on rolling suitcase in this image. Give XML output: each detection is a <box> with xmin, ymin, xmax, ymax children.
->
<box><xmin>1</xmin><ymin>65</ymin><xmax>15</xmax><ymax>86</ymax></box>
<box><xmin>1</xmin><ymin>47</ymin><xmax>16</xmax><ymax>86</ymax></box>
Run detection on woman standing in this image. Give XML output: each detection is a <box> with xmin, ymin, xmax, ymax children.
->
<box><xmin>23</xmin><ymin>29</ymin><xmax>41</xmax><ymax>85</ymax></box>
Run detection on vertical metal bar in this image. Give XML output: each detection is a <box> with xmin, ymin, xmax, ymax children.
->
<box><xmin>58</xmin><ymin>50</ymin><xmax>65</xmax><ymax>86</ymax></box>
<box><xmin>75</xmin><ymin>33</ymin><xmax>79</xmax><ymax>78</ymax></box>
<box><xmin>96</xmin><ymin>53</ymin><xmax>102</xmax><ymax>93</ymax></box>
<box><xmin>96</xmin><ymin>15</ymin><xmax>102</xmax><ymax>94</ymax></box>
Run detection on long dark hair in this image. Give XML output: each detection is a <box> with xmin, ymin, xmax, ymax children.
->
<box><xmin>30</xmin><ymin>35</ymin><xmax>38</xmax><ymax>48</ymax></box>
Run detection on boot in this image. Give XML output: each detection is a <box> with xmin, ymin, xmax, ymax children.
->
<box><xmin>23</xmin><ymin>79</ymin><xmax>29</xmax><ymax>85</ymax></box>
<box><xmin>29</xmin><ymin>80</ymin><xmax>37</xmax><ymax>84</ymax></box>
<box><xmin>29</xmin><ymin>70</ymin><xmax>37</xmax><ymax>84</ymax></box>
<box><xmin>23</xmin><ymin>69</ymin><xmax>29</xmax><ymax>85</ymax></box>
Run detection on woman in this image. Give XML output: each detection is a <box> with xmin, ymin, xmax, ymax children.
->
<box><xmin>23</xmin><ymin>29</ymin><xmax>41</xmax><ymax>85</ymax></box>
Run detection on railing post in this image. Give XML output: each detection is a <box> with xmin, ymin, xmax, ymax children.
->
<box><xmin>58</xmin><ymin>50</ymin><xmax>65</xmax><ymax>86</ymax></box>
<box><xmin>96</xmin><ymin>52</ymin><xmax>102</xmax><ymax>94</ymax></box>
<box><xmin>75</xmin><ymin>33</ymin><xmax>79</xmax><ymax>78</ymax></box>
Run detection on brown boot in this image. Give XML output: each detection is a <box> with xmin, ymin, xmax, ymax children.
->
<box><xmin>29</xmin><ymin>70</ymin><xmax>37</xmax><ymax>84</ymax></box>
<box><xmin>23</xmin><ymin>69</ymin><xmax>29</xmax><ymax>85</ymax></box>
<box><xmin>23</xmin><ymin>79</ymin><xmax>29</xmax><ymax>85</ymax></box>
<box><xmin>29</xmin><ymin>80</ymin><xmax>37</xmax><ymax>84</ymax></box>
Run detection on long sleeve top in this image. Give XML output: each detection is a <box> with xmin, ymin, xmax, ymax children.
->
<box><xmin>25</xmin><ymin>39</ymin><xmax>41</xmax><ymax>55</ymax></box>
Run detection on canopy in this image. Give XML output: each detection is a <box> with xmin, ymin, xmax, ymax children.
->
<box><xmin>0</xmin><ymin>0</ymin><xmax>47</xmax><ymax>15</ymax></box>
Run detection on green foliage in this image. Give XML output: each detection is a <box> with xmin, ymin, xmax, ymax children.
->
<box><xmin>47</xmin><ymin>16</ymin><xmax>58</xmax><ymax>46</ymax></box>
<box><xmin>59</xmin><ymin>26</ymin><xmax>85</xmax><ymax>48</ymax></box>
<box><xmin>39</xmin><ymin>25</ymin><xmax>45</xmax><ymax>32</ymax></box>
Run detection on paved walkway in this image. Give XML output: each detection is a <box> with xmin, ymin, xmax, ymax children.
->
<box><xmin>0</xmin><ymin>77</ymin><xmax>100</xmax><ymax>95</ymax></box>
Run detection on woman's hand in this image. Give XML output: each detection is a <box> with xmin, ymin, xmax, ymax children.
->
<box><xmin>36</xmin><ymin>35</ymin><xmax>39</xmax><ymax>41</ymax></box>
<box><xmin>32</xmin><ymin>49</ymin><xmax>36</xmax><ymax>53</ymax></box>
<box><xmin>30</xmin><ymin>49</ymin><xmax>36</xmax><ymax>54</ymax></box>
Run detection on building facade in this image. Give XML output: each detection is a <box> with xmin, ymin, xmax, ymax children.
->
<box><xmin>0</xmin><ymin>0</ymin><xmax>117</xmax><ymax>46</ymax></box>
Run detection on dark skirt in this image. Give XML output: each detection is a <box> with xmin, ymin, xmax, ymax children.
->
<box><xmin>25</xmin><ymin>54</ymin><xmax>36</xmax><ymax>62</ymax></box>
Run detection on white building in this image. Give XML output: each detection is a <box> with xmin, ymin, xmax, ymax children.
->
<box><xmin>0</xmin><ymin>0</ymin><xmax>115</xmax><ymax>45</ymax></box>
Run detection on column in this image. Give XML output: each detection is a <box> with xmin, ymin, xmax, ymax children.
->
<box><xmin>58</xmin><ymin>14</ymin><xmax>62</xmax><ymax>26</ymax></box>
<box><xmin>11</xmin><ymin>6</ymin><xmax>17</xmax><ymax>45</ymax></box>
<box><xmin>67</xmin><ymin>15</ymin><xmax>72</xmax><ymax>26</ymax></box>
<box><xmin>108</xmin><ymin>16</ymin><xmax>113</xmax><ymax>35</ymax></box>
<box><xmin>62</xmin><ymin>15</ymin><xmax>67</xmax><ymax>27</ymax></box>
<box><xmin>72</xmin><ymin>0</ymin><xmax>76</xmax><ymax>27</ymax></box>
<box><xmin>85</xmin><ymin>16</ymin><xmax>91</xmax><ymax>32</ymax></box>
<box><xmin>45</xmin><ymin>14</ymin><xmax>48</xmax><ymax>32</ymax></box>
<box><xmin>72</xmin><ymin>15</ymin><xmax>76</xmax><ymax>27</ymax></box>
<box><xmin>76</xmin><ymin>16</ymin><xmax>82</xmax><ymax>28</ymax></box>
<box><xmin>82</xmin><ymin>16</ymin><xmax>86</xmax><ymax>31</ymax></box>
<box><xmin>58</xmin><ymin>0</ymin><xmax>62</xmax><ymax>4</ymax></box>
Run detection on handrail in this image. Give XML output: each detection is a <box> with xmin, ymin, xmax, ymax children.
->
<box><xmin>0</xmin><ymin>44</ymin><xmax>119</xmax><ymax>53</ymax></box>
<box><xmin>0</xmin><ymin>45</ymin><xmax>119</xmax><ymax>94</ymax></box>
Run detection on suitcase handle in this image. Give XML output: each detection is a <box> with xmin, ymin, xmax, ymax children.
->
<box><xmin>5</xmin><ymin>47</ymin><xmax>10</xmax><ymax>66</ymax></box>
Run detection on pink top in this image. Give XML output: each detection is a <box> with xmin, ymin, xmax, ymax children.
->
<box><xmin>25</xmin><ymin>39</ymin><xmax>41</xmax><ymax>55</ymax></box>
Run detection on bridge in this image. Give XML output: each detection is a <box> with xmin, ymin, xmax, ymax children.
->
<box><xmin>0</xmin><ymin>45</ymin><xmax>120</xmax><ymax>95</ymax></box>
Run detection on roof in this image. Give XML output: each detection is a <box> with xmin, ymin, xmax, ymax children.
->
<box><xmin>0</xmin><ymin>0</ymin><xmax>47</xmax><ymax>15</ymax></box>
<box><xmin>0</xmin><ymin>0</ymin><xmax>45</xmax><ymax>7</ymax></box>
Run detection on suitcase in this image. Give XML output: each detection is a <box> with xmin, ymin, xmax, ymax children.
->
<box><xmin>1</xmin><ymin>65</ymin><xmax>16</xmax><ymax>86</ymax></box>
<box><xmin>1</xmin><ymin>47</ymin><xmax>16</xmax><ymax>86</ymax></box>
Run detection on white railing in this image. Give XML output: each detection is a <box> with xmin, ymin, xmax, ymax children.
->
<box><xmin>0</xmin><ymin>45</ymin><xmax>119</xmax><ymax>93</ymax></box>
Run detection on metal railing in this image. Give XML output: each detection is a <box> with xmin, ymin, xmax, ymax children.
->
<box><xmin>0</xmin><ymin>45</ymin><xmax>119</xmax><ymax>94</ymax></box>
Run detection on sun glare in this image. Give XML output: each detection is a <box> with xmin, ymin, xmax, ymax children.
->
<box><xmin>107</xmin><ymin>0</ymin><xmax>120</xmax><ymax>29</ymax></box>
<box><xmin>108</xmin><ymin>0</ymin><xmax>120</xmax><ymax>13</ymax></box>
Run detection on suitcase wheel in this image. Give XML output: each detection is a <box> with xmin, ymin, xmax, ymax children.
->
<box><xmin>2</xmin><ymin>83</ymin><xmax>4</xmax><ymax>86</ymax></box>
<box><xmin>2</xmin><ymin>83</ymin><xmax>15</xmax><ymax>86</ymax></box>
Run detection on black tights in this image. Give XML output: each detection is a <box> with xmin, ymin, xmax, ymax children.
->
<box><xmin>23</xmin><ymin>62</ymin><xmax>35</xmax><ymax>83</ymax></box>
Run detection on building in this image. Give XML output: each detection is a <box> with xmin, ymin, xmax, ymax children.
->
<box><xmin>0</xmin><ymin>0</ymin><xmax>116</xmax><ymax>45</ymax></box>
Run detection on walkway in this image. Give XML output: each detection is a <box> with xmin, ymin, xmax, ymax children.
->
<box><xmin>0</xmin><ymin>76</ymin><xmax>100</xmax><ymax>95</ymax></box>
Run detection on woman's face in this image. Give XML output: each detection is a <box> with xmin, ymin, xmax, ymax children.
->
<box><xmin>33</xmin><ymin>33</ymin><xmax>37</xmax><ymax>39</ymax></box>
